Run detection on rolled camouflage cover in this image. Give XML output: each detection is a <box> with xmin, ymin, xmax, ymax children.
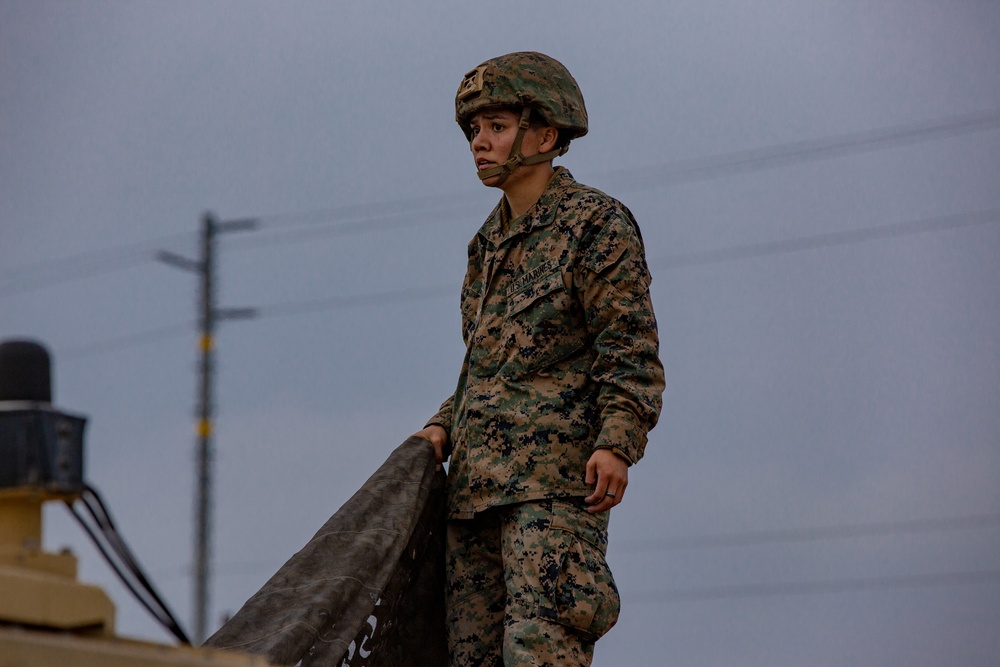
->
<box><xmin>205</xmin><ymin>437</ymin><xmax>448</xmax><ymax>666</ymax></box>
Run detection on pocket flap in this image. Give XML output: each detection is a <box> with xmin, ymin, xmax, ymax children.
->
<box><xmin>506</xmin><ymin>268</ymin><xmax>564</xmax><ymax>317</ymax></box>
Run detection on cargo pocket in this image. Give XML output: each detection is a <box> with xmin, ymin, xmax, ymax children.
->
<box><xmin>537</xmin><ymin>505</ymin><xmax>620</xmax><ymax>641</ymax></box>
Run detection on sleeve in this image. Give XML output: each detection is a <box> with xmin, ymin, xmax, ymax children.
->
<box><xmin>578</xmin><ymin>205</ymin><xmax>665</xmax><ymax>465</ymax></box>
<box><xmin>425</xmin><ymin>394</ymin><xmax>454</xmax><ymax>433</ymax></box>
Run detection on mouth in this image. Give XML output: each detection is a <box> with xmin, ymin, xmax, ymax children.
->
<box><xmin>476</xmin><ymin>159</ymin><xmax>495</xmax><ymax>171</ymax></box>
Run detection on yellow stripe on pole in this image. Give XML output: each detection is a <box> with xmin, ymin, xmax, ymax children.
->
<box><xmin>197</xmin><ymin>419</ymin><xmax>213</xmax><ymax>438</ymax></box>
<box><xmin>200</xmin><ymin>334</ymin><xmax>214</xmax><ymax>351</ymax></box>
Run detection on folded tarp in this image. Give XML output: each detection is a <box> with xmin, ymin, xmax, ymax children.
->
<box><xmin>205</xmin><ymin>437</ymin><xmax>448</xmax><ymax>666</ymax></box>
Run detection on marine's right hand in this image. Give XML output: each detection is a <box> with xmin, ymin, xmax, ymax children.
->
<box><xmin>411</xmin><ymin>425</ymin><xmax>449</xmax><ymax>467</ymax></box>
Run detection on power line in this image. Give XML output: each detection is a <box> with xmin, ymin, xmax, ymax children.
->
<box><xmin>163</xmin><ymin>568</ymin><xmax>1000</xmax><ymax>605</ymax></box>
<box><xmin>57</xmin><ymin>287</ymin><xmax>457</xmax><ymax>362</ymax></box>
<box><xmin>229</xmin><ymin>109</ymin><xmax>1000</xmax><ymax>255</ymax></box>
<box><xmin>60</xmin><ymin>322</ymin><xmax>194</xmax><ymax>361</ymax></box>
<box><xmin>4</xmin><ymin>108</ymin><xmax>998</xmax><ymax>297</ymax></box>
<box><xmin>225</xmin><ymin>202</ymin><xmax>484</xmax><ymax>253</ymax></box>
<box><xmin>628</xmin><ymin>570</ymin><xmax>1000</xmax><ymax>604</ymax></box>
<box><xmin>242</xmin><ymin>209</ymin><xmax>1000</xmax><ymax>321</ymax></box>
<box><xmin>255</xmin><ymin>284</ymin><xmax>454</xmax><ymax>320</ymax></box>
<box><xmin>253</xmin><ymin>197</ymin><xmax>485</xmax><ymax>234</ymax></box>
<box><xmin>616</xmin><ymin>513</ymin><xmax>1000</xmax><ymax>553</ymax></box>
<box><xmin>55</xmin><ymin>208</ymin><xmax>1000</xmax><ymax>362</ymax></box>
<box><xmin>156</xmin><ymin>512</ymin><xmax>1000</xmax><ymax>583</ymax></box>
<box><xmin>245</xmin><ymin>107</ymin><xmax>1000</xmax><ymax>230</ymax></box>
<box><xmin>0</xmin><ymin>232</ymin><xmax>192</xmax><ymax>297</ymax></box>
<box><xmin>606</xmin><ymin>107</ymin><xmax>1000</xmax><ymax>192</ymax></box>
<box><xmin>650</xmin><ymin>209</ymin><xmax>1000</xmax><ymax>269</ymax></box>
<box><xmin>0</xmin><ymin>252</ymin><xmax>148</xmax><ymax>294</ymax></box>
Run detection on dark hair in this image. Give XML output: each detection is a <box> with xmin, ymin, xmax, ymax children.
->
<box><xmin>527</xmin><ymin>109</ymin><xmax>570</xmax><ymax>150</ymax></box>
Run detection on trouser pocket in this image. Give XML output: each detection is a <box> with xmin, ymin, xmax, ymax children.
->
<box><xmin>537</xmin><ymin>501</ymin><xmax>620</xmax><ymax>641</ymax></box>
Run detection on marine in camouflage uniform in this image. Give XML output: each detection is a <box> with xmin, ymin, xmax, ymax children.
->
<box><xmin>414</xmin><ymin>52</ymin><xmax>664</xmax><ymax>666</ymax></box>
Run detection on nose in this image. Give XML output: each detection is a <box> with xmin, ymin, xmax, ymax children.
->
<box><xmin>470</xmin><ymin>129</ymin><xmax>488</xmax><ymax>153</ymax></box>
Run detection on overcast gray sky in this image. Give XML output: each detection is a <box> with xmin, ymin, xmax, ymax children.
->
<box><xmin>2</xmin><ymin>1</ymin><xmax>999</xmax><ymax>664</ymax></box>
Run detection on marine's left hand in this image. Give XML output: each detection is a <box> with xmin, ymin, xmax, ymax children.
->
<box><xmin>585</xmin><ymin>449</ymin><xmax>629</xmax><ymax>513</ymax></box>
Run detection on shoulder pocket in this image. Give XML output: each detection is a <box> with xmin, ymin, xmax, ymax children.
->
<box><xmin>583</xmin><ymin>213</ymin><xmax>642</xmax><ymax>276</ymax></box>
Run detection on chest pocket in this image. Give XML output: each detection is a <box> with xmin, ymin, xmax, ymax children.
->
<box><xmin>498</xmin><ymin>267</ymin><xmax>586</xmax><ymax>379</ymax></box>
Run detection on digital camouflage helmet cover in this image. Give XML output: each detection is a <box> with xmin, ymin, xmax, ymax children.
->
<box><xmin>456</xmin><ymin>51</ymin><xmax>588</xmax><ymax>185</ymax></box>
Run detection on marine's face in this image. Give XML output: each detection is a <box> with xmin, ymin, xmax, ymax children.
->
<box><xmin>468</xmin><ymin>108</ymin><xmax>548</xmax><ymax>188</ymax></box>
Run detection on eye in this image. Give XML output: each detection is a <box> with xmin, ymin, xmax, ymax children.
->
<box><xmin>492</xmin><ymin>123</ymin><xmax>504</xmax><ymax>133</ymax></box>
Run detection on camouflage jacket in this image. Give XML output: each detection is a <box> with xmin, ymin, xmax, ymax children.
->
<box><xmin>427</xmin><ymin>168</ymin><xmax>664</xmax><ymax>520</ymax></box>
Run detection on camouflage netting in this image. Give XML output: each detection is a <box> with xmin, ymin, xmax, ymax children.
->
<box><xmin>205</xmin><ymin>437</ymin><xmax>448</xmax><ymax>666</ymax></box>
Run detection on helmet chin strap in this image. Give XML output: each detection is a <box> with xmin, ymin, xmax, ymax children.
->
<box><xmin>476</xmin><ymin>107</ymin><xmax>568</xmax><ymax>186</ymax></box>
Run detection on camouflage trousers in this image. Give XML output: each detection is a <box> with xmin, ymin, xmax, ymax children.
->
<box><xmin>445</xmin><ymin>498</ymin><xmax>620</xmax><ymax>667</ymax></box>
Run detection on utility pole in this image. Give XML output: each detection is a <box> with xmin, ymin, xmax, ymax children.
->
<box><xmin>158</xmin><ymin>212</ymin><xmax>257</xmax><ymax>644</ymax></box>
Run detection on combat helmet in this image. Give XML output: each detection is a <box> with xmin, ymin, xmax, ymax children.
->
<box><xmin>456</xmin><ymin>51</ymin><xmax>588</xmax><ymax>185</ymax></box>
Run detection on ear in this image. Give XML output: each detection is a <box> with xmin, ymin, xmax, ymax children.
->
<box><xmin>538</xmin><ymin>126</ymin><xmax>559</xmax><ymax>153</ymax></box>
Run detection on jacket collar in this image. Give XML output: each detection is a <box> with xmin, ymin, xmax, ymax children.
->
<box><xmin>478</xmin><ymin>167</ymin><xmax>575</xmax><ymax>247</ymax></box>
